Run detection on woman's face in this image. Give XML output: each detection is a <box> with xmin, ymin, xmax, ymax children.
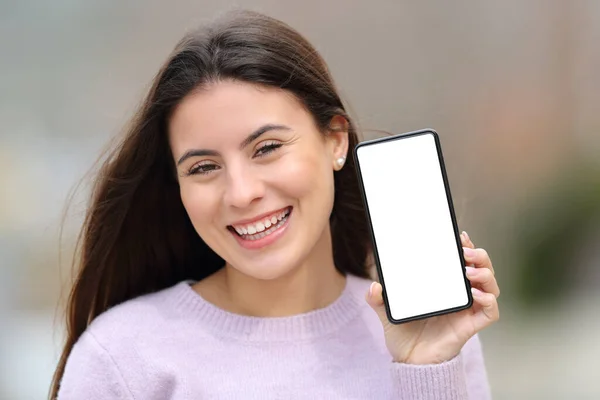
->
<box><xmin>169</xmin><ymin>81</ymin><xmax>348</xmax><ymax>280</ymax></box>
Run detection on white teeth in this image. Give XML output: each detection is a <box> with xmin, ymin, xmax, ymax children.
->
<box><xmin>232</xmin><ymin>208</ymin><xmax>291</xmax><ymax>238</ymax></box>
<box><xmin>238</xmin><ymin>213</ymin><xmax>289</xmax><ymax>241</ymax></box>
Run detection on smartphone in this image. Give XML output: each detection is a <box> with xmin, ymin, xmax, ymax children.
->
<box><xmin>353</xmin><ymin>129</ymin><xmax>472</xmax><ymax>324</ymax></box>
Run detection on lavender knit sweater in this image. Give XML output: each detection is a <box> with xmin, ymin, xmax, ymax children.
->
<box><xmin>57</xmin><ymin>274</ymin><xmax>491</xmax><ymax>399</ymax></box>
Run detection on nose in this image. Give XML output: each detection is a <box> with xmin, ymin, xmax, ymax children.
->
<box><xmin>222</xmin><ymin>164</ymin><xmax>265</xmax><ymax>209</ymax></box>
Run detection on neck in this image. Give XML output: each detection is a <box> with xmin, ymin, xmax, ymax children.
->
<box><xmin>197</xmin><ymin>225</ymin><xmax>347</xmax><ymax>317</ymax></box>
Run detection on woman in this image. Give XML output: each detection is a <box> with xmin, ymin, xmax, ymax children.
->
<box><xmin>51</xmin><ymin>10</ymin><xmax>499</xmax><ymax>400</ymax></box>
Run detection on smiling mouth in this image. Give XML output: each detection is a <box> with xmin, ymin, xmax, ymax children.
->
<box><xmin>228</xmin><ymin>207</ymin><xmax>292</xmax><ymax>241</ymax></box>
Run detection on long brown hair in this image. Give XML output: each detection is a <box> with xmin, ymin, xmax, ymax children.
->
<box><xmin>50</xmin><ymin>10</ymin><xmax>370</xmax><ymax>398</ymax></box>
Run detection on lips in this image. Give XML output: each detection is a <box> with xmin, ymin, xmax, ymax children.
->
<box><xmin>227</xmin><ymin>207</ymin><xmax>293</xmax><ymax>249</ymax></box>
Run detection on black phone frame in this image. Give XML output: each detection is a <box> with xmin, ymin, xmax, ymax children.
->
<box><xmin>353</xmin><ymin>128</ymin><xmax>473</xmax><ymax>324</ymax></box>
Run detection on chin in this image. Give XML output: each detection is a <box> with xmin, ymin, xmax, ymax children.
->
<box><xmin>238</xmin><ymin>261</ymin><xmax>299</xmax><ymax>281</ymax></box>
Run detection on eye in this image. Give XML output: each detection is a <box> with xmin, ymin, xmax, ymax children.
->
<box><xmin>187</xmin><ymin>161</ymin><xmax>220</xmax><ymax>176</ymax></box>
<box><xmin>254</xmin><ymin>141</ymin><xmax>283</xmax><ymax>158</ymax></box>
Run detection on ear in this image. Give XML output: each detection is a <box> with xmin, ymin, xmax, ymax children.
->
<box><xmin>326</xmin><ymin>115</ymin><xmax>350</xmax><ymax>171</ymax></box>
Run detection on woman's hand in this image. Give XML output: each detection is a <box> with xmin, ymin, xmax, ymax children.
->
<box><xmin>366</xmin><ymin>231</ymin><xmax>500</xmax><ymax>365</ymax></box>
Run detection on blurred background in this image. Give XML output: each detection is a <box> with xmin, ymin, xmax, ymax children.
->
<box><xmin>1</xmin><ymin>0</ymin><xmax>599</xmax><ymax>398</ymax></box>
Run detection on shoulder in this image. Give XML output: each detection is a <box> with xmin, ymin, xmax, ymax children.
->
<box><xmin>60</xmin><ymin>283</ymin><xmax>193</xmax><ymax>399</ymax></box>
<box><xmin>86</xmin><ymin>281</ymin><xmax>191</xmax><ymax>349</ymax></box>
<box><xmin>344</xmin><ymin>274</ymin><xmax>389</xmax><ymax>346</ymax></box>
<box><xmin>346</xmin><ymin>273</ymin><xmax>373</xmax><ymax>297</ymax></box>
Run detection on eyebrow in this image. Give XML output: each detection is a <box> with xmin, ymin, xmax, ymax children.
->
<box><xmin>176</xmin><ymin>124</ymin><xmax>291</xmax><ymax>166</ymax></box>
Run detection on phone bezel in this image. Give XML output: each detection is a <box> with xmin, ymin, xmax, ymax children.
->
<box><xmin>353</xmin><ymin>128</ymin><xmax>473</xmax><ymax>324</ymax></box>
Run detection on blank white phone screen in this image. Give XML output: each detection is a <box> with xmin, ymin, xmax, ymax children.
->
<box><xmin>356</xmin><ymin>132</ymin><xmax>469</xmax><ymax>321</ymax></box>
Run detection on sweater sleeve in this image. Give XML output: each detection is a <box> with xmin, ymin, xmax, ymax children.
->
<box><xmin>461</xmin><ymin>334</ymin><xmax>492</xmax><ymax>399</ymax></box>
<box><xmin>57</xmin><ymin>331</ymin><xmax>134</xmax><ymax>400</ymax></box>
<box><xmin>390</xmin><ymin>334</ymin><xmax>491</xmax><ymax>399</ymax></box>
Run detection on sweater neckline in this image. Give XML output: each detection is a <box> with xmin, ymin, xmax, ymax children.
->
<box><xmin>167</xmin><ymin>274</ymin><xmax>368</xmax><ymax>342</ymax></box>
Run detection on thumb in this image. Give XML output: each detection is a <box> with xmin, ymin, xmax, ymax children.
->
<box><xmin>366</xmin><ymin>281</ymin><xmax>390</xmax><ymax>326</ymax></box>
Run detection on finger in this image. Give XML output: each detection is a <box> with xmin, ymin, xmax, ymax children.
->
<box><xmin>471</xmin><ymin>288</ymin><xmax>499</xmax><ymax>331</ymax></box>
<box><xmin>460</xmin><ymin>231</ymin><xmax>475</xmax><ymax>249</ymax></box>
<box><xmin>465</xmin><ymin>267</ymin><xmax>500</xmax><ymax>297</ymax></box>
<box><xmin>463</xmin><ymin>247</ymin><xmax>495</xmax><ymax>275</ymax></box>
<box><xmin>365</xmin><ymin>282</ymin><xmax>391</xmax><ymax>328</ymax></box>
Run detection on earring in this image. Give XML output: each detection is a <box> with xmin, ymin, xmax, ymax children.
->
<box><xmin>336</xmin><ymin>156</ymin><xmax>346</xmax><ymax>168</ymax></box>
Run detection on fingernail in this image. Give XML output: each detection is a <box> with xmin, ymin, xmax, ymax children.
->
<box><xmin>462</xmin><ymin>231</ymin><xmax>470</xmax><ymax>242</ymax></box>
<box><xmin>463</xmin><ymin>247</ymin><xmax>476</xmax><ymax>258</ymax></box>
<box><xmin>369</xmin><ymin>282</ymin><xmax>376</xmax><ymax>299</ymax></box>
<box><xmin>465</xmin><ymin>266</ymin><xmax>476</xmax><ymax>276</ymax></box>
<box><xmin>471</xmin><ymin>287</ymin><xmax>483</xmax><ymax>297</ymax></box>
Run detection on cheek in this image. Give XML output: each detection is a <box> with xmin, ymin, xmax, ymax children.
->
<box><xmin>279</xmin><ymin>150</ymin><xmax>334</xmax><ymax>202</ymax></box>
<box><xmin>179</xmin><ymin>183</ymin><xmax>219</xmax><ymax>228</ymax></box>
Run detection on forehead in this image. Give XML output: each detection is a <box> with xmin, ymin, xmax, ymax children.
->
<box><xmin>168</xmin><ymin>81</ymin><xmax>309</xmax><ymax>150</ymax></box>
